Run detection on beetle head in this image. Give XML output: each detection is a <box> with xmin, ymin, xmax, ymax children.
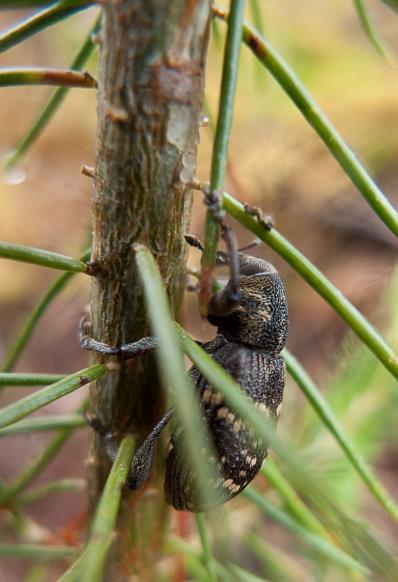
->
<box><xmin>209</xmin><ymin>253</ymin><xmax>288</xmax><ymax>354</ymax></box>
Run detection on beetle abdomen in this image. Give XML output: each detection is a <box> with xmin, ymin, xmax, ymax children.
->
<box><xmin>164</xmin><ymin>341</ymin><xmax>285</xmax><ymax>512</ymax></box>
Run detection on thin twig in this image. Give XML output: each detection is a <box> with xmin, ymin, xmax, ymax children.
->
<box><xmin>0</xmin><ymin>0</ymin><xmax>93</xmax><ymax>53</ymax></box>
<box><xmin>0</xmin><ymin>68</ymin><xmax>97</xmax><ymax>88</ymax></box>
<box><xmin>0</xmin><ymin>241</ymin><xmax>89</xmax><ymax>274</ymax></box>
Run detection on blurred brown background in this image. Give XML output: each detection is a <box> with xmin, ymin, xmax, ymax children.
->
<box><xmin>0</xmin><ymin>0</ymin><xmax>398</xmax><ymax>579</ymax></box>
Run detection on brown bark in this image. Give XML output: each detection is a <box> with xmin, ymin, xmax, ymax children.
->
<box><xmin>87</xmin><ymin>0</ymin><xmax>211</xmax><ymax>577</ymax></box>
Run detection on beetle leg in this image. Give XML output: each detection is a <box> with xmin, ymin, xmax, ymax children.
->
<box><xmin>80</xmin><ymin>318</ymin><xmax>120</xmax><ymax>356</ymax></box>
<box><xmin>185</xmin><ymin>233</ymin><xmax>228</xmax><ymax>266</ymax></box>
<box><xmin>185</xmin><ymin>232</ymin><xmax>259</xmax><ymax>259</ymax></box>
<box><xmin>80</xmin><ymin>317</ymin><xmax>158</xmax><ymax>360</ymax></box>
<box><xmin>84</xmin><ymin>407</ymin><xmax>174</xmax><ymax>489</ymax></box>
<box><xmin>185</xmin><ymin>233</ymin><xmax>204</xmax><ymax>252</ymax></box>
<box><xmin>243</xmin><ymin>203</ymin><xmax>274</xmax><ymax>230</ymax></box>
<box><xmin>117</xmin><ymin>337</ymin><xmax>159</xmax><ymax>359</ymax></box>
<box><xmin>185</xmin><ymin>228</ymin><xmax>241</xmax><ymax>317</ymax></box>
<box><xmin>127</xmin><ymin>408</ymin><xmax>174</xmax><ymax>489</ymax></box>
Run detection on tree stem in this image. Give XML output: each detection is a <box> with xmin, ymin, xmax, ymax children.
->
<box><xmin>88</xmin><ymin>0</ymin><xmax>211</xmax><ymax>577</ymax></box>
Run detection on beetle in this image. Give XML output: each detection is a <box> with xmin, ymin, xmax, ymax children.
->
<box><xmin>81</xmin><ymin>225</ymin><xmax>288</xmax><ymax>512</ymax></box>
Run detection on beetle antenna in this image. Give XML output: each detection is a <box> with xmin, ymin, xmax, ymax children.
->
<box><xmin>185</xmin><ymin>234</ymin><xmax>204</xmax><ymax>251</ymax></box>
<box><xmin>238</xmin><ymin>239</ymin><xmax>261</xmax><ymax>253</ymax></box>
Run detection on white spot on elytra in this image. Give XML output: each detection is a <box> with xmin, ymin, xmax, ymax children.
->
<box><xmin>217</xmin><ymin>407</ymin><xmax>228</xmax><ymax>419</ymax></box>
<box><xmin>246</xmin><ymin>455</ymin><xmax>257</xmax><ymax>467</ymax></box>
<box><xmin>257</xmin><ymin>402</ymin><xmax>268</xmax><ymax>414</ymax></box>
<box><xmin>202</xmin><ymin>389</ymin><xmax>212</xmax><ymax>403</ymax></box>
<box><xmin>211</xmin><ymin>392</ymin><xmax>223</xmax><ymax>406</ymax></box>
<box><xmin>233</xmin><ymin>419</ymin><xmax>243</xmax><ymax>433</ymax></box>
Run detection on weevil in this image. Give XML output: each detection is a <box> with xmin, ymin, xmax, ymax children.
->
<box><xmin>81</xmin><ymin>225</ymin><xmax>288</xmax><ymax>512</ymax></box>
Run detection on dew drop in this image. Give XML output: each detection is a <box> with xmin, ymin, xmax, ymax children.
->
<box><xmin>2</xmin><ymin>151</ymin><xmax>26</xmax><ymax>185</ymax></box>
<box><xmin>2</xmin><ymin>164</ymin><xmax>26</xmax><ymax>185</ymax></box>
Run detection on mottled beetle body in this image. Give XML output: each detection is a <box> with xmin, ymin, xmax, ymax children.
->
<box><xmin>163</xmin><ymin>251</ymin><xmax>288</xmax><ymax>511</ymax></box>
<box><xmin>81</xmin><ymin>231</ymin><xmax>288</xmax><ymax>512</ymax></box>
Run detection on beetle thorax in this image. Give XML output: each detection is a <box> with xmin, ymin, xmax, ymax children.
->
<box><xmin>208</xmin><ymin>270</ymin><xmax>288</xmax><ymax>353</ymax></box>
